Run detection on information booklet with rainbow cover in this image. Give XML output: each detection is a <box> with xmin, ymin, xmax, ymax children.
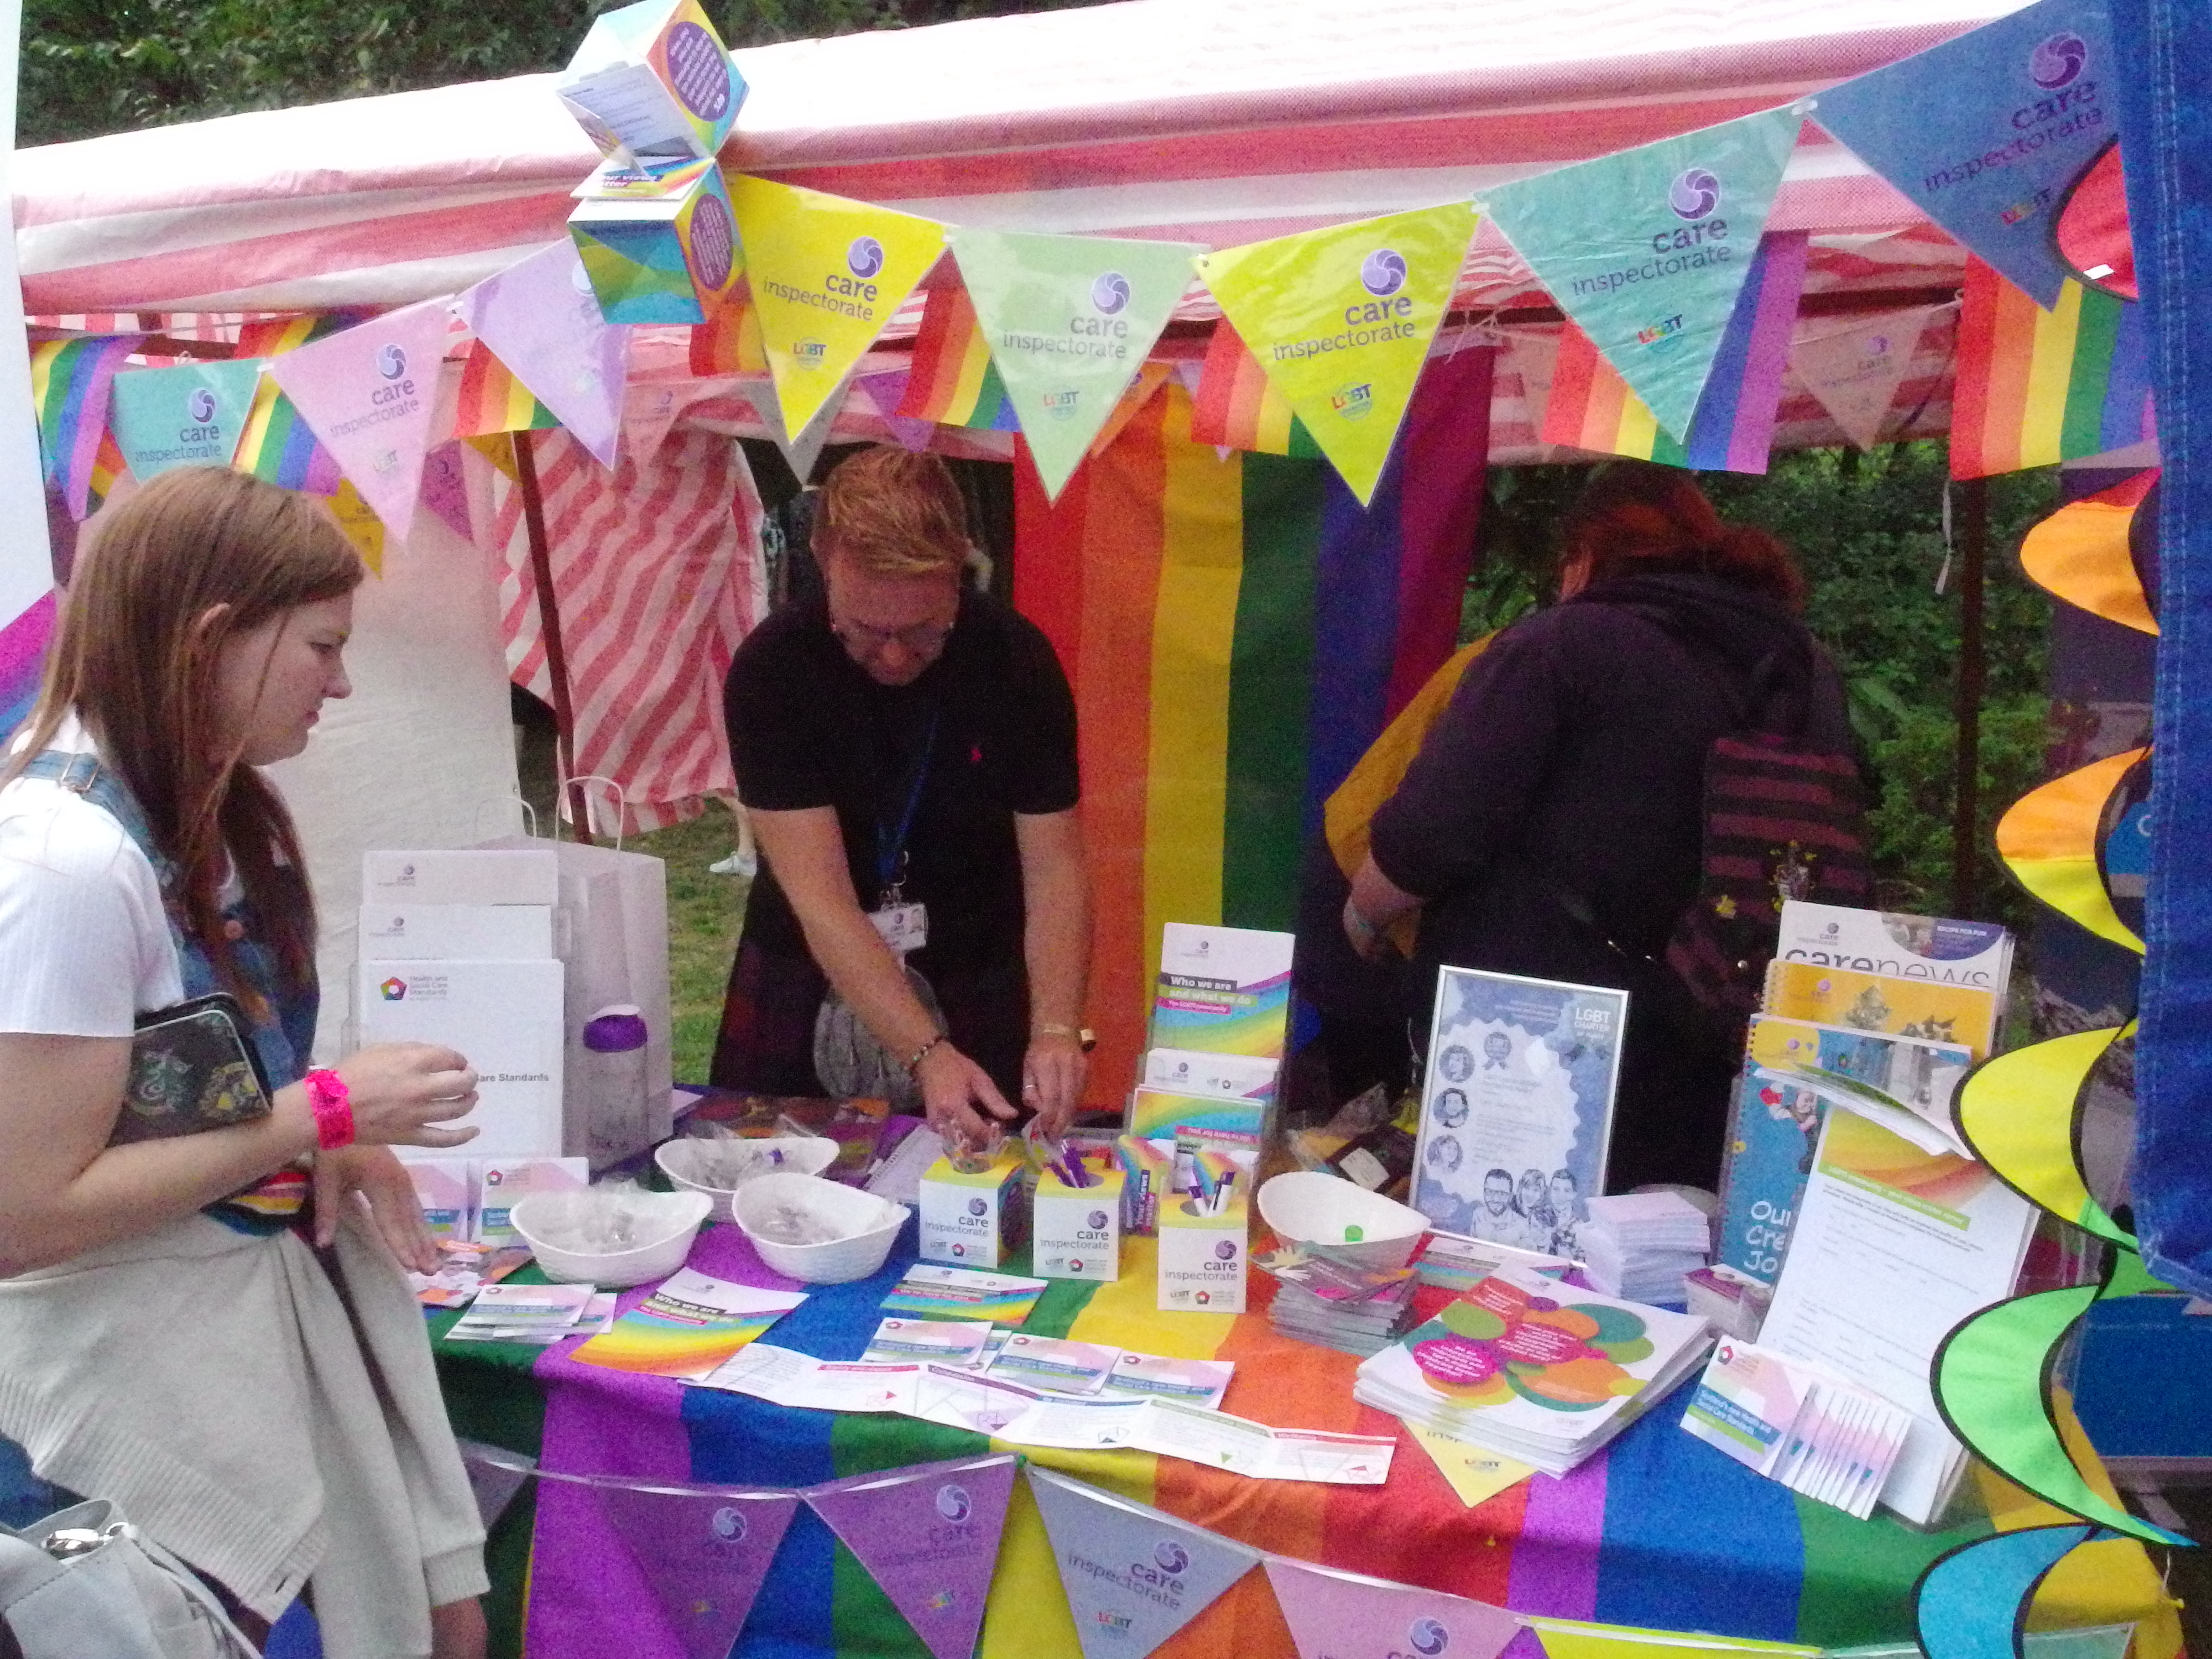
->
<box><xmin>1149</xmin><ymin>924</ymin><xmax>1293</xmax><ymax>1058</ymax></box>
<box><xmin>570</xmin><ymin>1268</ymin><xmax>805</xmax><ymax>1379</ymax></box>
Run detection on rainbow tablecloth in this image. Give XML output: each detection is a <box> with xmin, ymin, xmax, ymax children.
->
<box><xmin>436</xmin><ymin>1220</ymin><xmax>2179</xmax><ymax>1659</ymax></box>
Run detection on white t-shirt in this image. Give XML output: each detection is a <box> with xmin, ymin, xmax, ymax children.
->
<box><xmin>0</xmin><ymin>714</ymin><xmax>183</xmax><ymax>1036</ymax></box>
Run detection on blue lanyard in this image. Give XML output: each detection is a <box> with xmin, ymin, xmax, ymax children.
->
<box><xmin>875</xmin><ymin>709</ymin><xmax>938</xmax><ymax>902</ymax></box>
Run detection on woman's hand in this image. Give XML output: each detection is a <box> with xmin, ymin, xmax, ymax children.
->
<box><xmin>916</xmin><ymin>1042</ymin><xmax>1016</xmax><ymax>1151</ymax></box>
<box><xmin>1021</xmin><ymin>1031</ymin><xmax>1086</xmax><ymax>1135</ymax></box>
<box><xmin>334</xmin><ymin>1042</ymin><xmax>481</xmax><ymax>1150</ymax></box>
<box><xmin>312</xmin><ymin>1143</ymin><xmax>437</xmax><ymax>1272</ymax></box>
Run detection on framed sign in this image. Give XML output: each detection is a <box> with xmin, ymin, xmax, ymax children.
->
<box><xmin>1408</xmin><ymin>966</ymin><xmax>1628</xmax><ymax>1259</ymax></box>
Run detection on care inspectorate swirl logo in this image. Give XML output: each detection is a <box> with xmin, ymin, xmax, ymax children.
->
<box><xmin>1213</xmin><ymin>1240</ymin><xmax>1237</xmax><ymax>1261</ymax></box>
<box><xmin>1154</xmin><ymin>1541</ymin><xmax>1189</xmax><ymax>1575</ymax></box>
<box><xmin>377</xmin><ymin>345</ymin><xmax>408</xmax><ymax>380</ymax></box>
<box><xmin>936</xmin><ymin>1484</ymin><xmax>972</xmax><ymax>1522</ymax></box>
<box><xmin>187</xmin><ymin>388</ymin><xmax>217</xmax><ymax>424</ymax></box>
<box><xmin>2030</xmin><ymin>30</ymin><xmax>2088</xmax><ymax>90</ymax></box>
<box><xmin>711</xmin><ymin>1506</ymin><xmax>748</xmax><ymax>1543</ymax></box>
<box><xmin>1408</xmin><ymin>1617</ymin><xmax>1451</xmax><ymax>1656</ymax></box>
<box><xmin>847</xmin><ymin>236</ymin><xmax>886</xmax><ymax>279</ymax></box>
<box><xmin>966</xmin><ymin>1197</ymin><xmax>988</xmax><ymax>1217</ymax></box>
<box><xmin>1088</xmin><ymin>1210</ymin><xmax>1110</xmax><ymax>1229</ymax></box>
<box><xmin>1092</xmin><ymin>271</ymin><xmax>1131</xmax><ymax>315</ymax></box>
<box><xmin>1359</xmin><ymin>247</ymin><xmax>1408</xmax><ymax>298</ymax></box>
<box><xmin>1669</xmin><ymin>167</ymin><xmax>1721</xmax><ymax>220</ymax></box>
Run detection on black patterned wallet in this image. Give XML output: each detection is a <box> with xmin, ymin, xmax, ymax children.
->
<box><xmin>115</xmin><ymin>993</ymin><xmax>275</xmax><ymax>1144</ymax></box>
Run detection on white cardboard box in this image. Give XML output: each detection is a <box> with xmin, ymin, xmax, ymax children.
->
<box><xmin>362</xmin><ymin>849</ymin><xmax>560</xmax><ymax>908</ymax></box>
<box><xmin>359</xmin><ymin>959</ymin><xmax>566</xmax><ymax>1159</ymax></box>
<box><xmin>1157</xmin><ymin>1193</ymin><xmax>1249</xmax><ymax>1313</ymax></box>
<box><xmin>357</xmin><ymin>904</ymin><xmax>556</xmax><ymax>962</ymax></box>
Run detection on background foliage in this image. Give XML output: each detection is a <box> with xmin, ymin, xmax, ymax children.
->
<box><xmin>18</xmin><ymin>0</ymin><xmax>1091</xmax><ymax>146</ymax></box>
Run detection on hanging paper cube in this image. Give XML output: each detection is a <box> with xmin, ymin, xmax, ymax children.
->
<box><xmin>556</xmin><ymin>0</ymin><xmax>745</xmax><ymax>168</ymax></box>
<box><xmin>570</xmin><ymin>163</ymin><xmax>740</xmax><ymax>325</ymax></box>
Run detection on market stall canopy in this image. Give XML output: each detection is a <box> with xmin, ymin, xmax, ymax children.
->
<box><xmin>14</xmin><ymin>0</ymin><xmax>2024</xmax><ymax>316</ymax></box>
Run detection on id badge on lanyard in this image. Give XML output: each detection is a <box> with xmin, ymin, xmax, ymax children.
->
<box><xmin>871</xmin><ymin>709</ymin><xmax>937</xmax><ymax>957</ymax></box>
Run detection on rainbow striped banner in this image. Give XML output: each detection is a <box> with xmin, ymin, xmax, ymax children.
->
<box><xmin>30</xmin><ymin>334</ymin><xmax>139</xmax><ymax>519</ymax></box>
<box><xmin>897</xmin><ymin>286</ymin><xmax>1019</xmax><ymax>430</ymax></box>
<box><xmin>1950</xmin><ymin>258</ymin><xmax>2154</xmax><ymax>479</ymax></box>
<box><xmin>453</xmin><ymin>342</ymin><xmax>560</xmax><ymax>437</ymax></box>
<box><xmin>1013</xmin><ymin>349</ymin><xmax>1492</xmax><ymax>1097</ymax></box>
<box><xmin>1543</xmin><ymin>231</ymin><xmax>1807</xmax><ymax>472</ymax></box>
<box><xmin>1190</xmin><ymin>316</ymin><xmax>1321</xmax><ymax>457</ymax></box>
<box><xmin>236</xmin><ymin>372</ymin><xmax>343</xmax><ymax>495</ymax></box>
<box><xmin>688</xmin><ymin>293</ymin><xmax>769</xmax><ymax>377</ymax></box>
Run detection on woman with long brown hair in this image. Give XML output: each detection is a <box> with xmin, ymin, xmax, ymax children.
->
<box><xmin>0</xmin><ymin>468</ymin><xmax>491</xmax><ymax>1657</ymax></box>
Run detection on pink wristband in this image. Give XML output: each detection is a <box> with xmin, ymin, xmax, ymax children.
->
<box><xmin>304</xmin><ymin>1069</ymin><xmax>355</xmax><ymax>1151</ymax></box>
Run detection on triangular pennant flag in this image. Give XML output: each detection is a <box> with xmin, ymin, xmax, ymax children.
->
<box><xmin>108</xmin><ymin>359</ymin><xmax>263</xmax><ymax>480</ymax></box>
<box><xmin>1533</xmin><ymin>1623</ymin><xmax>1822</xmax><ymax>1659</ymax></box>
<box><xmin>1089</xmin><ymin>359</ymin><xmax>1173</xmax><ymax>457</ymax></box>
<box><xmin>851</xmin><ymin>368</ymin><xmax>937</xmax><ymax>453</ymax></box>
<box><xmin>418</xmin><ymin>441</ymin><xmax>474</xmax><ymax>542</ymax></box>
<box><xmin>1194</xmin><ymin>201</ymin><xmax>1474</xmax><ymax>503</ymax></box>
<box><xmin>899</xmin><ymin>286</ymin><xmax>1016</xmax><ymax>428</ymax></box>
<box><xmin>236</xmin><ymin>371</ymin><xmax>344</xmax><ymax>496</ymax></box>
<box><xmin>1190</xmin><ymin>316</ymin><xmax>1321</xmax><ymax>457</ymax></box>
<box><xmin>453</xmin><ymin>240</ymin><xmax>630</xmax><ymax>467</ymax></box>
<box><xmin>269</xmin><ymin>299</ymin><xmax>452</xmax><ymax>538</ymax></box>
<box><xmin>325</xmin><ymin>479</ymin><xmax>385</xmax><ymax>575</ymax></box>
<box><xmin>729</xmin><ymin>176</ymin><xmax>944</xmax><ymax>441</ymax></box>
<box><xmin>1504</xmin><ymin>330</ymin><xmax>1562</xmax><ymax>442</ymax></box>
<box><xmin>1483</xmin><ymin>106</ymin><xmax>1800</xmax><ymax>442</ymax></box>
<box><xmin>623</xmin><ymin>378</ymin><xmax>725</xmax><ymax>469</ymax></box>
<box><xmin>1264</xmin><ymin>1558</ymin><xmax>1521</xmax><ymax>1659</ymax></box>
<box><xmin>1790</xmin><ymin>306</ymin><xmax>1940</xmax><ymax>452</ymax></box>
<box><xmin>452</xmin><ymin>342</ymin><xmax>560</xmax><ymax>439</ymax></box>
<box><xmin>743</xmin><ymin>368</ymin><xmax>842</xmax><ymax>481</ymax></box>
<box><xmin>30</xmin><ymin>335</ymin><xmax>140</xmax><ymax>520</ymax></box>
<box><xmin>1950</xmin><ymin>257</ymin><xmax>2152</xmax><ymax>479</ymax></box>
<box><xmin>1027</xmin><ymin>1468</ymin><xmax>1260</xmax><ymax>1659</ymax></box>
<box><xmin>595</xmin><ymin>1484</ymin><xmax>800</xmax><ymax>1659</ymax></box>
<box><xmin>947</xmin><ymin>228</ymin><xmax>1200</xmax><ymax>499</ymax></box>
<box><xmin>690</xmin><ymin>292</ymin><xmax>769</xmax><ymax>377</ymax></box>
<box><xmin>1810</xmin><ymin>0</ymin><xmax>2115</xmax><ymax>308</ymax></box>
<box><xmin>806</xmin><ymin>1454</ymin><xmax>1016</xmax><ymax>1659</ymax></box>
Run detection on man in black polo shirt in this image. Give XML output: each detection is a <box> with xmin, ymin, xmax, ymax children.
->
<box><xmin>712</xmin><ymin>446</ymin><xmax>1092</xmax><ymax>1145</ymax></box>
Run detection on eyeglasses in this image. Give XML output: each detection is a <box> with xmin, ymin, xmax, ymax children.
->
<box><xmin>830</xmin><ymin>615</ymin><xmax>954</xmax><ymax>655</ymax></box>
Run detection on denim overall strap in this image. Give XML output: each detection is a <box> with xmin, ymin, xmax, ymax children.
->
<box><xmin>17</xmin><ymin>752</ymin><xmax>319</xmax><ymax>1234</ymax></box>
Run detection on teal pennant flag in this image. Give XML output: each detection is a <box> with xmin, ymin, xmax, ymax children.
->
<box><xmin>108</xmin><ymin>358</ymin><xmax>264</xmax><ymax>480</ymax></box>
<box><xmin>1482</xmin><ymin>106</ymin><xmax>1802</xmax><ymax>442</ymax></box>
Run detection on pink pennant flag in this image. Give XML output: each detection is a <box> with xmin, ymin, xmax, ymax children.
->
<box><xmin>624</xmin><ymin>379</ymin><xmax>716</xmax><ymax>471</ymax></box>
<box><xmin>1263</xmin><ymin>1558</ymin><xmax>1522</xmax><ymax>1659</ymax></box>
<box><xmin>851</xmin><ymin>369</ymin><xmax>937</xmax><ymax>454</ymax></box>
<box><xmin>268</xmin><ymin>299</ymin><xmax>453</xmax><ymax>539</ymax></box>
<box><xmin>418</xmin><ymin>441</ymin><xmax>473</xmax><ymax>543</ymax></box>
<box><xmin>1790</xmin><ymin>306</ymin><xmax>1940</xmax><ymax>453</ymax></box>
<box><xmin>454</xmin><ymin>241</ymin><xmax>630</xmax><ymax>468</ymax></box>
<box><xmin>594</xmin><ymin>1484</ymin><xmax>799</xmax><ymax>1659</ymax></box>
<box><xmin>806</xmin><ymin>1454</ymin><xmax>1017</xmax><ymax>1659</ymax></box>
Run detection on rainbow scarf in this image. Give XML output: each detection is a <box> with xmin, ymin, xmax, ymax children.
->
<box><xmin>1190</xmin><ymin>317</ymin><xmax>1321</xmax><ymax>457</ymax></box>
<box><xmin>898</xmin><ymin>287</ymin><xmax>1019</xmax><ymax>430</ymax></box>
<box><xmin>1950</xmin><ymin>258</ymin><xmax>2154</xmax><ymax>479</ymax></box>
<box><xmin>495</xmin><ymin>1220</ymin><xmax>2181</xmax><ymax>1659</ymax></box>
<box><xmin>1012</xmin><ymin>353</ymin><xmax>1491</xmax><ymax>1092</ymax></box>
<box><xmin>30</xmin><ymin>334</ymin><xmax>140</xmax><ymax>519</ymax></box>
<box><xmin>1543</xmin><ymin>231</ymin><xmax>1807</xmax><ymax>473</ymax></box>
<box><xmin>454</xmin><ymin>342</ymin><xmax>560</xmax><ymax>437</ymax></box>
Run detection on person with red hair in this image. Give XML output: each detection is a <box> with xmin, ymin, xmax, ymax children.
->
<box><xmin>1342</xmin><ymin>461</ymin><xmax>1856</xmax><ymax>1192</ymax></box>
<box><xmin>714</xmin><ymin>447</ymin><xmax>1093</xmax><ymax>1146</ymax></box>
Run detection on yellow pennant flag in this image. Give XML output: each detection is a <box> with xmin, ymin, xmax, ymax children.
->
<box><xmin>729</xmin><ymin>176</ymin><xmax>945</xmax><ymax>441</ymax></box>
<box><xmin>1194</xmin><ymin>201</ymin><xmax>1475</xmax><ymax>504</ymax></box>
<box><xmin>326</xmin><ymin>478</ymin><xmax>384</xmax><ymax>575</ymax></box>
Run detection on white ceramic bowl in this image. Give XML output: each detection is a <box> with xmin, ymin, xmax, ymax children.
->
<box><xmin>656</xmin><ymin>1136</ymin><xmax>843</xmax><ymax>1224</ymax></box>
<box><xmin>1258</xmin><ymin>1171</ymin><xmax>1428</xmax><ymax>1270</ymax></box>
<box><xmin>732</xmin><ymin>1172</ymin><xmax>909</xmax><ymax>1285</ymax></box>
<box><xmin>510</xmin><ymin>1188</ymin><xmax>712</xmax><ymax>1287</ymax></box>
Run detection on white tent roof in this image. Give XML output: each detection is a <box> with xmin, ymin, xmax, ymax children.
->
<box><xmin>15</xmin><ymin>0</ymin><xmax>2019</xmax><ymax>315</ymax></box>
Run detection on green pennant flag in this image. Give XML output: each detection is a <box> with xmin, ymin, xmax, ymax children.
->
<box><xmin>948</xmin><ymin>228</ymin><xmax>1201</xmax><ymax>500</ymax></box>
<box><xmin>1482</xmin><ymin>107</ymin><xmax>1801</xmax><ymax>441</ymax></box>
<box><xmin>108</xmin><ymin>358</ymin><xmax>264</xmax><ymax>479</ymax></box>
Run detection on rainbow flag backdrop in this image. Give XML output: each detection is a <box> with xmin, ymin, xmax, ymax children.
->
<box><xmin>1014</xmin><ymin>350</ymin><xmax>1493</xmax><ymax>1095</ymax></box>
<box><xmin>1543</xmin><ymin>231</ymin><xmax>1807</xmax><ymax>473</ymax></box>
<box><xmin>898</xmin><ymin>287</ymin><xmax>1019</xmax><ymax>431</ymax></box>
<box><xmin>1951</xmin><ymin>258</ymin><xmax>2153</xmax><ymax>479</ymax></box>
<box><xmin>30</xmin><ymin>334</ymin><xmax>139</xmax><ymax>518</ymax></box>
<box><xmin>454</xmin><ymin>342</ymin><xmax>560</xmax><ymax>438</ymax></box>
<box><xmin>1190</xmin><ymin>317</ymin><xmax>1321</xmax><ymax>457</ymax></box>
